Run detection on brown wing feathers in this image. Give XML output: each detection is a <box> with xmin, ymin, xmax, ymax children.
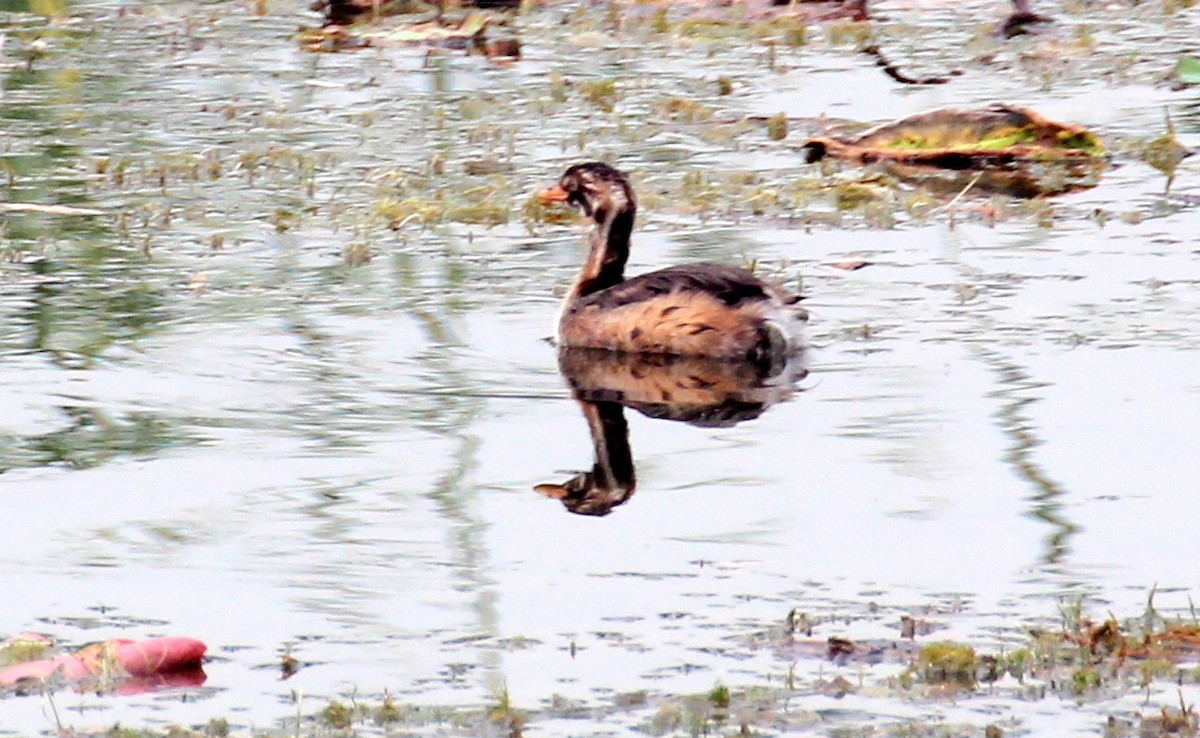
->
<box><xmin>542</xmin><ymin>162</ymin><xmax>803</xmax><ymax>363</ymax></box>
<box><xmin>574</xmin><ymin>263</ymin><xmax>788</xmax><ymax>311</ymax></box>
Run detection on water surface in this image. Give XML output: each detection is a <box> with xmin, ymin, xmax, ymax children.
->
<box><xmin>1</xmin><ymin>0</ymin><xmax>1199</xmax><ymax>734</ymax></box>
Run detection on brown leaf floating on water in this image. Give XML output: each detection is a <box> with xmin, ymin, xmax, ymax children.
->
<box><xmin>298</xmin><ymin>9</ymin><xmax>517</xmax><ymax>56</ymax></box>
<box><xmin>802</xmin><ymin>103</ymin><xmax>1107</xmax><ymax>197</ymax></box>
<box><xmin>803</xmin><ymin>103</ymin><xmax>1104</xmax><ymax>168</ymax></box>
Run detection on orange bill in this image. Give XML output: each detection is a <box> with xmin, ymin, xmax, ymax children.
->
<box><xmin>536</xmin><ymin>184</ymin><xmax>570</xmax><ymax>204</ymax></box>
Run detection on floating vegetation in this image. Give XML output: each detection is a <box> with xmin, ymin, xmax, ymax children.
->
<box><xmin>2</xmin><ymin>0</ymin><xmax>1199</xmax><ymax>737</ymax></box>
<box><xmin>297</xmin><ymin>9</ymin><xmax>519</xmax><ymax>57</ymax></box>
<box><xmin>917</xmin><ymin>641</ymin><xmax>978</xmax><ymax>685</ymax></box>
<box><xmin>654</xmin><ymin>96</ymin><xmax>713</xmax><ymax>124</ymax></box>
<box><xmin>750</xmin><ymin>15</ymin><xmax>808</xmax><ymax>46</ymax></box>
<box><xmin>707</xmin><ymin>682</ymin><xmax>731</xmax><ymax>709</ymax></box>
<box><xmin>578</xmin><ymin>78</ymin><xmax>619</xmax><ymax>112</ymax></box>
<box><xmin>318</xmin><ymin>699</ymin><xmax>354</xmax><ymax>729</ymax></box>
<box><xmin>0</xmin><ymin>633</ymin><xmax>52</xmax><ymax>668</ymax></box>
<box><xmin>0</xmin><ymin>636</ymin><xmax>206</xmax><ymax>694</ymax></box>
<box><xmin>803</xmin><ymin>103</ymin><xmax>1104</xmax><ymax>164</ymax></box>
<box><xmin>375</xmin><ymin>182</ymin><xmax>511</xmax><ymax>229</ymax></box>
<box><xmin>765</xmin><ymin>112</ymin><xmax>788</xmax><ymax>141</ymax></box>
<box><xmin>1137</xmin><ymin>110</ymin><xmax>1193</xmax><ymax>181</ymax></box>
<box><xmin>1172</xmin><ymin>54</ymin><xmax>1200</xmax><ymax>85</ymax></box>
<box><xmin>803</xmin><ymin>104</ymin><xmax>1109</xmax><ymax>197</ymax></box>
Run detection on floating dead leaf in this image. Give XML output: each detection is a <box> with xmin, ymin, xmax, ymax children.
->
<box><xmin>298</xmin><ymin>10</ymin><xmax>501</xmax><ymax>54</ymax></box>
<box><xmin>802</xmin><ymin>103</ymin><xmax>1107</xmax><ymax>197</ymax></box>
<box><xmin>817</xmin><ymin>675</ymin><xmax>856</xmax><ymax>697</ymax></box>
<box><xmin>297</xmin><ymin>24</ymin><xmax>373</xmax><ymax>51</ymax></box>
<box><xmin>478</xmin><ymin>37</ymin><xmax>520</xmax><ymax>60</ymax></box>
<box><xmin>826</xmin><ymin>636</ymin><xmax>856</xmax><ymax>660</ymax></box>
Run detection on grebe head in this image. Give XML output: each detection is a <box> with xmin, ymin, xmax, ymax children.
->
<box><xmin>536</xmin><ymin>162</ymin><xmax>636</xmax><ymax>223</ymax></box>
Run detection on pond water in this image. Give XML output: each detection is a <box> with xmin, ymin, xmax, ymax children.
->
<box><xmin>1</xmin><ymin>0</ymin><xmax>1199</xmax><ymax>734</ymax></box>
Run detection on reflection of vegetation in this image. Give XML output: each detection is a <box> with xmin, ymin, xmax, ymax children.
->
<box><xmin>916</xmin><ymin>641</ymin><xmax>978</xmax><ymax>685</ymax></box>
<box><xmin>20</xmin><ymin>254</ymin><xmax>168</xmax><ymax>362</ymax></box>
<box><xmin>981</xmin><ymin>352</ymin><xmax>1080</xmax><ymax>566</ymax></box>
<box><xmin>0</xmin><ymin>406</ymin><xmax>195</xmax><ymax>472</ymax></box>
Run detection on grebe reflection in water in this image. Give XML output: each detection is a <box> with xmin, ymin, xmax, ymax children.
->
<box><xmin>535</xmin><ymin>348</ymin><xmax>806</xmax><ymax>516</ymax></box>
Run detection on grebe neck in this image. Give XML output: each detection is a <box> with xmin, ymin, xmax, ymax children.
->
<box><xmin>569</xmin><ymin>197</ymin><xmax>635</xmax><ymax>300</ymax></box>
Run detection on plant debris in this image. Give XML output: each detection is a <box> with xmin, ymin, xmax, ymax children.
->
<box><xmin>861</xmin><ymin>43</ymin><xmax>960</xmax><ymax>85</ymax></box>
<box><xmin>802</xmin><ymin>103</ymin><xmax>1108</xmax><ymax>196</ymax></box>
<box><xmin>1172</xmin><ymin>55</ymin><xmax>1200</xmax><ymax>85</ymax></box>
<box><xmin>298</xmin><ymin>9</ymin><xmax>519</xmax><ymax>57</ymax></box>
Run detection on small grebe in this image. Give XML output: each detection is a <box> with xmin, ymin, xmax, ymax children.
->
<box><xmin>537</xmin><ymin>162</ymin><xmax>806</xmax><ymax>367</ymax></box>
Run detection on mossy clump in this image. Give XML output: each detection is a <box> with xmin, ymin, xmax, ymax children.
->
<box><xmin>548</xmin><ymin>70</ymin><xmax>568</xmax><ymax>103</ymax></box>
<box><xmin>650</xmin><ymin>7</ymin><xmax>669</xmax><ymax>34</ymax></box>
<box><xmin>203</xmin><ymin>718</ymin><xmax>229</xmax><ymax>737</ymax></box>
<box><xmin>1003</xmin><ymin>647</ymin><xmax>1033</xmax><ymax>679</ymax></box>
<box><xmin>579</xmin><ymin>79</ymin><xmax>618</xmax><ymax>112</ymax></box>
<box><xmin>375</xmin><ymin>694</ymin><xmax>405</xmax><ymax>725</ymax></box>
<box><xmin>1140</xmin><ymin>130</ymin><xmax>1191</xmax><ymax>176</ymax></box>
<box><xmin>752</xmin><ymin>15</ymin><xmax>806</xmax><ymax>46</ymax></box>
<box><xmin>487</xmin><ymin>687</ymin><xmax>524</xmax><ymax>732</ymax></box>
<box><xmin>1071</xmin><ymin>666</ymin><xmax>1102</xmax><ymax>694</ymax></box>
<box><xmin>656</xmin><ymin>97</ymin><xmax>713</xmax><ymax>123</ymax></box>
<box><xmin>1055</xmin><ymin>129</ymin><xmax>1104</xmax><ymax>153</ymax></box>
<box><xmin>374</xmin><ymin>195</ymin><xmax>435</xmax><ymax>225</ymax></box>
<box><xmin>766</xmin><ymin>112</ymin><xmax>788</xmax><ymax>141</ymax></box>
<box><xmin>709</xmin><ymin>682</ymin><xmax>731</xmax><ymax>709</ymax></box>
<box><xmin>343</xmin><ymin>241</ymin><xmax>371</xmax><ymax>266</ymax></box>
<box><xmin>319</xmin><ymin>699</ymin><xmax>354</xmax><ymax>729</ymax></box>
<box><xmin>447</xmin><ymin>201</ymin><xmax>509</xmax><ymax>226</ymax></box>
<box><xmin>833</xmin><ymin>181</ymin><xmax>882</xmax><ymax>210</ymax></box>
<box><xmin>918</xmin><ymin>641</ymin><xmax>978</xmax><ymax>685</ymax></box>
<box><xmin>676</xmin><ymin>17</ymin><xmax>743</xmax><ymax>40</ymax></box>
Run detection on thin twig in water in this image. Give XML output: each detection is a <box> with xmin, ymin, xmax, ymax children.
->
<box><xmin>862</xmin><ymin>44</ymin><xmax>958</xmax><ymax>85</ymax></box>
<box><xmin>45</xmin><ymin>687</ymin><xmax>63</xmax><ymax>734</ymax></box>
<box><xmin>937</xmin><ymin>172</ymin><xmax>984</xmax><ymax>214</ymax></box>
<box><xmin>393</xmin><ymin>212</ymin><xmax>423</xmax><ymax>230</ymax></box>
